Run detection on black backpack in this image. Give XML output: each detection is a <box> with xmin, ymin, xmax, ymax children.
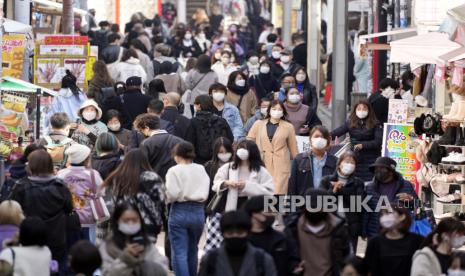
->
<box><xmin>196</xmin><ymin>115</ymin><xmax>231</xmax><ymax>161</ymax></box>
<box><xmin>206</xmin><ymin>248</ymin><xmax>265</xmax><ymax>276</ymax></box>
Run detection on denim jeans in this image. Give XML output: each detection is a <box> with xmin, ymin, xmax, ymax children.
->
<box><xmin>168</xmin><ymin>201</ymin><xmax>205</xmax><ymax>276</ymax></box>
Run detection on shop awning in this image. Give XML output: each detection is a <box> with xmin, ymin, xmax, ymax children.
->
<box><xmin>390</xmin><ymin>32</ymin><xmax>462</xmax><ymax>64</ymax></box>
<box><xmin>33</xmin><ymin>0</ymin><xmax>87</xmax><ymax>16</ymax></box>
<box><xmin>3</xmin><ymin>19</ymin><xmax>33</xmax><ymax>33</ymax></box>
<box><xmin>358</xmin><ymin>28</ymin><xmax>417</xmax><ymax>50</ymax></box>
<box><xmin>0</xmin><ymin>77</ymin><xmax>57</xmax><ymax>96</ymax></box>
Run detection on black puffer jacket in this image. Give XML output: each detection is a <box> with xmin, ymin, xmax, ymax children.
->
<box><xmin>320</xmin><ymin>173</ymin><xmax>365</xmax><ymax>237</ymax></box>
<box><xmin>368</xmin><ymin>92</ymin><xmax>389</xmax><ymax>124</ymax></box>
<box><xmin>91</xmin><ymin>153</ymin><xmax>122</xmax><ymax>180</ymax></box>
<box><xmin>331</xmin><ymin>120</ymin><xmax>383</xmax><ymax>181</ymax></box>
<box><xmin>187</xmin><ymin>111</ymin><xmax>234</xmax><ymax>164</ymax></box>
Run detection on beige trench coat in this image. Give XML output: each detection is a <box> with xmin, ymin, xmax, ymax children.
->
<box><xmin>226</xmin><ymin>89</ymin><xmax>258</xmax><ymax>123</ymax></box>
<box><xmin>247</xmin><ymin>119</ymin><xmax>298</xmax><ymax>194</ymax></box>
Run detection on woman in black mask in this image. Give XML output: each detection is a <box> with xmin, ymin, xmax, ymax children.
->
<box><xmin>198</xmin><ymin>211</ymin><xmax>278</xmax><ymax>276</ymax></box>
<box><xmin>249</xmin><ymin>60</ymin><xmax>280</xmax><ymax>102</ymax></box>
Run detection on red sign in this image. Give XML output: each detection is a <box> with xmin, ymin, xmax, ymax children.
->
<box><xmin>44</xmin><ymin>36</ymin><xmax>88</xmax><ymax>45</ymax></box>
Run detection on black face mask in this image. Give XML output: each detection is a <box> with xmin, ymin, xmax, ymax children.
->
<box><xmin>305</xmin><ymin>211</ymin><xmax>328</xmax><ymax>225</ymax></box>
<box><xmin>262</xmin><ymin>216</ymin><xmax>275</xmax><ymax>229</ymax></box>
<box><xmin>224</xmin><ymin>237</ymin><xmax>248</xmax><ymax>255</ymax></box>
<box><xmin>375</xmin><ymin>170</ymin><xmax>392</xmax><ymax>183</ymax></box>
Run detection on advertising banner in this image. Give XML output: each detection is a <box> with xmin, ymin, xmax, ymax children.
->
<box><xmin>1</xmin><ymin>34</ymin><xmax>26</xmax><ymax>79</ymax></box>
<box><xmin>382</xmin><ymin>123</ymin><xmax>420</xmax><ymax>191</ymax></box>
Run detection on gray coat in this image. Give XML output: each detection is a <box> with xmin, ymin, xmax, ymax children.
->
<box><xmin>198</xmin><ymin>244</ymin><xmax>277</xmax><ymax>276</ymax></box>
<box><xmin>185</xmin><ymin>69</ymin><xmax>218</xmax><ymax>105</ymax></box>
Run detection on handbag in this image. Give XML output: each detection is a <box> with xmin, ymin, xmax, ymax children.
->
<box><xmin>89</xmin><ymin>170</ymin><xmax>111</xmax><ymax>222</ymax></box>
<box><xmin>409</xmin><ymin>204</ymin><xmax>434</xmax><ymax>237</ymax></box>
<box><xmin>206</xmin><ymin>164</ymin><xmax>230</xmax><ymax>214</ymax></box>
<box><xmin>66</xmin><ymin>211</ymin><xmax>82</xmax><ymax>232</ymax></box>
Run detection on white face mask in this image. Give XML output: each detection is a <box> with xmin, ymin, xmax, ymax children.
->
<box><xmin>311</xmin><ymin>137</ymin><xmax>327</xmax><ymax>150</ymax></box>
<box><xmin>381</xmin><ymin>87</ymin><xmax>395</xmax><ymax>99</ymax></box>
<box><xmin>260</xmin><ymin>66</ymin><xmax>270</xmax><ymax>74</ymax></box>
<box><xmin>235</xmin><ymin>79</ymin><xmax>246</xmax><ymax>87</ymax></box>
<box><xmin>108</xmin><ymin>122</ymin><xmax>121</xmax><ymax>132</ymax></box>
<box><xmin>82</xmin><ymin>111</ymin><xmax>97</xmax><ymax>121</ymax></box>
<box><xmin>356</xmin><ymin>110</ymin><xmax>368</xmax><ymax>119</ymax></box>
<box><xmin>288</xmin><ymin>94</ymin><xmax>301</xmax><ymax>104</ymax></box>
<box><xmin>280</xmin><ymin>55</ymin><xmax>290</xmax><ymax>64</ymax></box>
<box><xmin>221</xmin><ymin>57</ymin><xmax>230</xmax><ymax>64</ymax></box>
<box><xmin>296</xmin><ymin>73</ymin><xmax>306</xmax><ymax>82</ymax></box>
<box><xmin>271</xmin><ymin>51</ymin><xmax>281</xmax><ymax>59</ymax></box>
<box><xmin>249</xmin><ymin>57</ymin><xmax>259</xmax><ymax>65</ymax></box>
<box><xmin>260</xmin><ymin>107</ymin><xmax>268</xmax><ymax>116</ymax></box>
<box><xmin>448</xmin><ymin>269</ymin><xmax>465</xmax><ymax>276</ymax></box>
<box><xmin>380</xmin><ymin>213</ymin><xmax>396</xmax><ymax>229</ymax></box>
<box><xmin>118</xmin><ymin>222</ymin><xmax>141</xmax><ymax>235</ymax></box>
<box><xmin>214</xmin><ymin>53</ymin><xmax>222</xmax><ymax>60</ymax></box>
<box><xmin>217</xmin><ymin>152</ymin><xmax>232</xmax><ymax>162</ymax></box>
<box><xmin>212</xmin><ymin>92</ymin><xmax>225</xmax><ymax>102</ymax></box>
<box><xmin>184</xmin><ymin>33</ymin><xmax>192</xmax><ymax>40</ymax></box>
<box><xmin>236</xmin><ymin>148</ymin><xmax>249</xmax><ymax>161</ymax></box>
<box><xmin>270</xmin><ymin>110</ymin><xmax>283</xmax><ymax>119</ymax></box>
<box><xmin>198</xmin><ymin>33</ymin><xmax>206</xmax><ymax>39</ymax></box>
<box><xmin>340</xmin><ymin>163</ymin><xmax>355</xmax><ymax>176</ymax></box>
<box><xmin>452</xmin><ymin>236</ymin><xmax>465</xmax><ymax>249</ymax></box>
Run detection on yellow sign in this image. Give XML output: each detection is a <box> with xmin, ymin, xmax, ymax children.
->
<box><xmin>2</xmin><ymin>34</ymin><xmax>26</xmax><ymax>79</ymax></box>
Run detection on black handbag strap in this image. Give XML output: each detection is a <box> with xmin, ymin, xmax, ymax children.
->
<box><xmin>192</xmin><ymin>73</ymin><xmax>208</xmax><ymax>91</ymax></box>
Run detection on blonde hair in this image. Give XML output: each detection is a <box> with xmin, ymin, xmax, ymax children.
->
<box><xmin>0</xmin><ymin>200</ymin><xmax>25</xmax><ymax>226</ymax></box>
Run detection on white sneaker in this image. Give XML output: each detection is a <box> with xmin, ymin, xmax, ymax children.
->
<box><xmin>442</xmin><ymin>152</ymin><xmax>459</xmax><ymax>164</ymax></box>
<box><xmin>450</xmin><ymin>153</ymin><xmax>465</xmax><ymax>164</ymax></box>
<box><xmin>435</xmin><ymin>212</ymin><xmax>454</xmax><ymax>219</ymax></box>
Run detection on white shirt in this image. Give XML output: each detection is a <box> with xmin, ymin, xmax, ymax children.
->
<box><xmin>0</xmin><ymin>246</ymin><xmax>52</xmax><ymax>276</ymax></box>
<box><xmin>211</xmin><ymin>62</ymin><xmax>238</xmax><ymax>85</ymax></box>
<box><xmin>165</xmin><ymin>163</ymin><xmax>210</xmax><ymax>203</ymax></box>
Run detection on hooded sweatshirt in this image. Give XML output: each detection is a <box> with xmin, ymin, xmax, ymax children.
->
<box><xmin>115</xmin><ymin>57</ymin><xmax>147</xmax><ymax>84</ymax></box>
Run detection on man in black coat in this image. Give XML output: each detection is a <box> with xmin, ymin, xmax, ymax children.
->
<box><xmin>134</xmin><ymin>113</ymin><xmax>183</xmax><ymax>180</ymax></box>
<box><xmin>100</xmin><ymin>33</ymin><xmax>123</xmax><ymax>64</ymax></box>
<box><xmin>147</xmin><ymin>99</ymin><xmax>175</xmax><ymax>135</ymax></box>
<box><xmin>368</xmin><ymin>78</ymin><xmax>399</xmax><ymax>124</ymax></box>
<box><xmin>121</xmin><ymin>76</ymin><xmax>152</xmax><ymax>128</ymax></box>
<box><xmin>292</xmin><ymin>32</ymin><xmax>307</xmax><ymax>68</ymax></box>
<box><xmin>161</xmin><ymin>92</ymin><xmax>191</xmax><ymax>140</ymax></box>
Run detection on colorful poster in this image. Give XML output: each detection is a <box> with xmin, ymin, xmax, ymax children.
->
<box><xmin>382</xmin><ymin>123</ymin><xmax>421</xmax><ymax>191</ymax></box>
<box><xmin>0</xmin><ymin>92</ymin><xmax>29</xmax><ymax>139</ymax></box>
<box><xmin>64</xmin><ymin>59</ymin><xmax>86</xmax><ymax>83</ymax></box>
<box><xmin>35</xmin><ymin>58</ymin><xmax>65</xmax><ymax>84</ymax></box>
<box><xmin>39</xmin><ymin>45</ymin><xmax>85</xmax><ymax>55</ymax></box>
<box><xmin>388</xmin><ymin>99</ymin><xmax>409</xmax><ymax>124</ymax></box>
<box><xmin>1</xmin><ymin>34</ymin><xmax>26</xmax><ymax>79</ymax></box>
<box><xmin>44</xmin><ymin>35</ymin><xmax>88</xmax><ymax>45</ymax></box>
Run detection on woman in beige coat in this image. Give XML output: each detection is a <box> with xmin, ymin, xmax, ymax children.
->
<box><xmin>226</xmin><ymin>71</ymin><xmax>258</xmax><ymax>123</ymax></box>
<box><xmin>247</xmin><ymin>100</ymin><xmax>298</xmax><ymax>194</ymax></box>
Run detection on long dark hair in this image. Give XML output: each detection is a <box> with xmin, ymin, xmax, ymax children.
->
<box><xmin>90</xmin><ymin>60</ymin><xmax>114</xmax><ymax>87</ymax></box>
<box><xmin>196</xmin><ymin>54</ymin><xmax>212</xmax><ymax>74</ymax></box>
<box><xmin>232</xmin><ymin>140</ymin><xmax>264</xmax><ymax>172</ymax></box>
<box><xmin>103</xmin><ymin>149</ymin><xmax>152</xmax><ymax>197</ymax></box>
<box><xmin>61</xmin><ymin>70</ymin><xmax>81</xmax><ymax>98</ymax></box>
<box><xmin>148</xmin><ymin>79</ymin><xmax>166</xmax><ymax>99</ymax></box>
<box><xmin>422</xmin><ymin>217</ymin><xmax>465</xmax><ymax>249</ymax></box>
<box><xmin>111</xmin><ymin>202</ymin><xmax>150</xmax><ymax>249</ymax></box>
<box><xmin>348</xmin><ymin>100</ymin><xmax>378</xmax><ymax>129</ymax></box>
<box><xmin>211</xmin><ymin>137</ymin><xmax>233</xmax><ymax>164</ymax></box>
<box><xmin>130</xmin><ymin>38</ymin><xmax>148</xmax><ymax>55</ymax></box>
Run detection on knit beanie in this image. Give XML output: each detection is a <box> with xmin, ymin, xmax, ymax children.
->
<box><xmin>65</xmin><ymin>144</ymin><xmax>91</xmax><ymax>164</ymax></box>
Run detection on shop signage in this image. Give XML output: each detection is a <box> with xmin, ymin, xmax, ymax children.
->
<box><xmin>1</xmin><ymin>34</ymin><xmax>26</xmax><ymax>79</ymax></box>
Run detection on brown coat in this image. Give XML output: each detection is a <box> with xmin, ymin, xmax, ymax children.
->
<box><xmin>226</xmin><ymin>89</ymin><xmax>258</xmax><ymax>123</ymax></box>
<box><xmin>247</xmin><ymin>119</ymin><xmax>298</xmax><ymax>194</ymax></box>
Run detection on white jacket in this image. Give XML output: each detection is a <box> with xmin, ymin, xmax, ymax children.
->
<box><xmin>213</xmin><ymin>162</ymin><xmax>274</xmax><ymax>211</ymax></box>
<box><xmin>411</xmin><ymin>247</ymin><xmax>445</xmax><ymax>276</ymax></box>
<box><xmin>115</xmin><ymin>57</ymin><xmax>147</xmax><ymax>84</ymax></box>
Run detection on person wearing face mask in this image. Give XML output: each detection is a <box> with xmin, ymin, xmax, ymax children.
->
<box><xmin>244</xmin><ymin>196</ymin><xmax>301</xmax><ymax>276</ymax></box>
<box><xmin>277</xmin><ymin>74</ymin><xmax>297</xmax><ymax>102</ymax></box>
<box><xmin>368</xmin><ymin>78</ymin><xmax>400</xmax><ymax>124</ymax></box>
<box><xmin>288</xmin><ymin>125</ymin><xmax>337</xmax><ymax>196</ymax></box>
<box><xmin>209</xmin><ymin>83</ymin><xmax>245</xmax><ymax>140</ymax></box>
<box><xmin>247</xmin><ymin>100</ymin><xmax>298</xmax><ymax>194</ymax></box>
<box><xmin>186</xmin><ymin>95</ymin><xmax>234</xmax><ymax>164</ymax></box>
<box><xmin>204</xmin><ymin>138</ymin><xmax>234</xmax><ymax>253</ymax></box>
<box><xmin>244</xmin><ymin>97</ymin><xmax>272</xmax><ymax>133</ymax></box>
<box><xmin>320</xmin><ymin>151</ymin><xmax>364</xmax><ymax>250</ymax></box>
<box><xmin>448</xmin><ymin>252</ymin><xmax>465</xmax><ymax>276</ymax></box>
<box><xmin>174</xmin><ymin>30</ymin><xmax>202</xmax><ymax>58</ymax></box>
<box><xmin>105</xmin><ymin>109</ymin><xmax>131</xmax><ymax>150</ymax></box>
<box><xmin>293</xmin><ymin>68</ymin><xmax>318</xmax><ymax>111</ymax></box>
<box><xmin>165</xmin><ymin>142</ymin><xmax>210</xmax><ymax>276</ymax></box>
<box><xmin>91</xmin><ymin>132</ymin><xmax>122</xmax><ymax>180</ymax></box>
<box><xmin>244</xmin><ymin>52</ymin><xmax>260</xmax><ymax>76</ymax></box>
<box><xmin>226</xmin><ymin>71</ymin><xmax>258</xmax><ymax>123</ymax></box>
<box><xmin>278</xmin><ymin>49</ymin><xmax>301</xmax><ymax>77</ymax></box>
<box><xmin>71</xmin><ymin>100</ymin><xmax>108</xmax><ymax>148</ymax></box>
<box><xmin>284</xmin><ymin>87</ymin><xmax>322</xmax><ymax>135</ymax></box>
<box><xmin>99</xmin><ymin>202</ymin><xmax>168</xmax><ymax>275</ymax></box>
<box><xmin>364</xmin><ymin>206</ymin><xmax>424</xmax><ymax>276</ymax></box>
<box><xmin>213</xmin><ymin>140</ymin><xmax>274</xmax><ymax>212</ymax></box>
<box><xmin>195</xmin><ymin>29</ymin><xmax>211</xmax><ymax>53</ymax></box>
<box><xmin>287</xmin><ymin>188</ymin><xmax>351</xmax><ymax>276</ymax></box>
<box><xmin>331</xmin><ymin>100</ymin><xmax>382</xmax><ymax>181</ymax></box>
<box><xmin>211</xmin><ymin>51</ymin><xmax>237</xmax><ymax>86</ymax></box>
<box><xmin>363</xmin><ymin>157</ymin><xmax>418</xmax><ymax>238</ymax></box>
<box><xmin>249</xmin><ymin>60</ymin><xmax>280</xmax><ymax>101</ymax></box>
<box><xmin>198</xmin><ymin>210</ymin><xmax>277</xmax><ymax>276</ymax></box>
<box><xmin>411</xmin><ymin>217</ymin><xmax>465</xmax><ymax>276</ymax></box>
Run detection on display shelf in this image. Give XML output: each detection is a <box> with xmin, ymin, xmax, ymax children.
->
<box><xmin>439</xmin><ymin>163</ymin><xmax>465</xmax><ymax>167</ymax></box>
<box><xmin>441</xmin><ymin>118</ymin><xmax>464</xmax><ymax>123</ymax></box>
<box><xmin>441</xmin><ymin>145</ymin><xmax>465</xmax><ymax>149</ymax></box>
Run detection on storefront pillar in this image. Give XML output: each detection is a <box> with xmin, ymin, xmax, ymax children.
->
<box><xmin>308</xmin><ymin>0</ymin><xmax>321</xmax><ymax>92</ymax></box>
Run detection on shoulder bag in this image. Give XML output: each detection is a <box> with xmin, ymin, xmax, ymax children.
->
<box><xmin>206</xmin><ymin>163</ymin><xmax>230</xmax><ymax>214</ymax></box>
